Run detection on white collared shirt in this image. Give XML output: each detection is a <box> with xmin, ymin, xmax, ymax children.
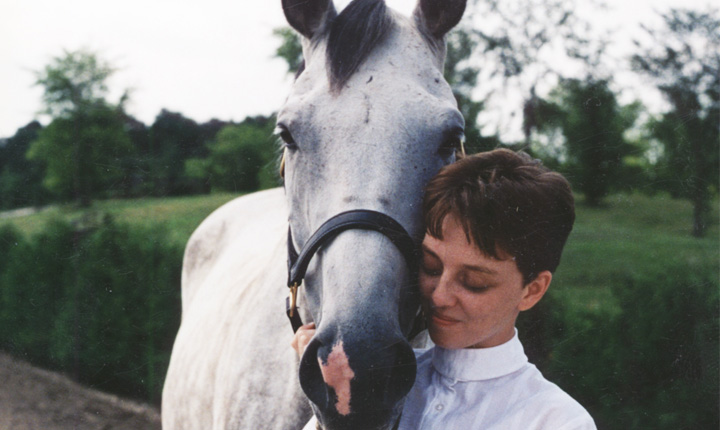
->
<box><xmin>398</xmin><ymin>331</ymin><xmax>596</xmax><ymax>429</ymax></box>
<box><xmin>302</xmin><ymin>332</ymin><xmax>596</xmax><ymax>430</ymax></box>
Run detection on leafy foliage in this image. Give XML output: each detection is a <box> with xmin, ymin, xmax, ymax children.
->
<box><xmin>147</xmin><ymin>110</ymin><xmax>208</xmax><ymax>196</ymax></box>
<box><xmin>273</xmin><ymin>27</ymin><xmax>304</xmax><ymax>75</ymax></box>
<box><xmin>184</xmin><ymin>116</ymin><xmax>279</xmax><ymax>192</ymax></box>
<box><xmin>444</xmin><ymin>25</ymin><xmax>500</xmax><ymax>153</ymax></box>
<box><xmin>0</xmin><ymin>217</ymin><xmax>183</xmax><ymax>404</ymax></box>
<box><xmin>35</xmin><ymin>50</ymin><xmax>118</xmax><ymax>119</ymax></box>
<box><xmin>27</xmin><ymin>105</ymin><xmax>134</xmax><ymax>203</ymax></box>
<box><xmin>632</xmin><ymin>8</ymin><xmax>720</xmax><ymax>236</ymax></box>
<box><xmin>0</xmin><ymin>121</ymin><xmax>49</xmax><ymax>209</ymax></box>
<box><xmin>537</xmin><ymin>78</ymin><xmax>640</xmax><ymax>205</ymax></box>
<box><xmin>467</xmin><ymin>0</ymin><xmax>602</xmax><ymax>143</ymax></box>
<box><xmin>29</xmin><ymin>50</ymin><xmax>134</xmax><ymax>206</ymax></box>
<box><xmin>542</xmin><ymin>263</ymin><xmax>719</xmax><ymax>429</ymax></box>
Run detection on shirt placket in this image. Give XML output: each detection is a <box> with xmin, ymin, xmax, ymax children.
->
<box><xmin>421</xmin><ymin>373</ymin><xmax>458</xmax><ymax>429</ymax></box>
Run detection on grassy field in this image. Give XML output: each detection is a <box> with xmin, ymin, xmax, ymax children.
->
<box><xmin>2</xmin><ymin>190</ymin><xmax>717</xmax><ymax>308</ymax></box>
<box><xmin>554</xmin><ymin>193</ymin><xmax>718</xmax><ymax>312</ymax></box>
<box><xmin>0</xmin><ymin>192</ymin><xmax>243</xmax><ymax>247</ymax></box>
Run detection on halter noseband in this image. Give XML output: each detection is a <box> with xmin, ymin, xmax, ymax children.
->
<box><xmin>286</xmin><ymin>209</ymin><xmax>419</xmax><ymax>333</ymax></box>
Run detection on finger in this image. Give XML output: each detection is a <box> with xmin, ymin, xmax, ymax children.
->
<box><xmin>299</xmin><ymin>322</ymin><xmax>316</xmax><ymax>332</ymax></box>
<box><xmin>299</xmin><ymin>333</ymin><xmax>311</xmax><ymax>355</ymax></box>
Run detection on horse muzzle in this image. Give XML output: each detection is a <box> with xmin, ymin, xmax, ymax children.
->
<box><xmin>299</xmin><ymin>327</ymin><xmax>416</xmax><ymax>430</ymax></box>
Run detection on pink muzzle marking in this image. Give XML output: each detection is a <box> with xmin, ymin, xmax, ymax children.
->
<box><xmin>318</xmin><ymin>341</ymin><xmax>355</xmax><ymax>416</ymax></box>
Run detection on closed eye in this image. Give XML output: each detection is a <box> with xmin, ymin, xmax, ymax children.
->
<box><xmin>464</xmin><ymin>283</ymin><xmax>490</xmax><ymax>293</ymax></box>
<box><xmin>420</xmin><ymin>263</ymin><xmax>442</xmax><ymax>277</ymax></box>
<box><xmin>420</xmin><ymin>251</ymin><xmax>442</xmax><ymax>277</ymax></box>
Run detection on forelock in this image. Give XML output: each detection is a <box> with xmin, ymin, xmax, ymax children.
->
<box><xmin>324</xmin><ymin>0</ymin><xmax>395</xmax><ymax>92</ymax></box>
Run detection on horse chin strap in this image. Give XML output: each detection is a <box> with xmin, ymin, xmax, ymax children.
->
<box><xmin>286</xmin><ymin>209</ymin><xmax>420</xmax><ymax>335</ymax></box>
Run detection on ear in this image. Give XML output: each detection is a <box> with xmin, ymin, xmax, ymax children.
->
<box><xmin>414</xmin><ymin>0</ymin><xmax>467</xmax><ymax>39</ymax></box>
<box><xmin>518</xmin><ymin>271</ymin><xmax>552</xmax><ymax>312</ymax></box>
<box><xmin>282</xmin><ymin>0</ymin><xmax>337</xmax><ymax>39</ymax></box>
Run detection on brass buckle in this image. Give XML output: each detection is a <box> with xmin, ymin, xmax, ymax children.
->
<box><xmin>288</xmin><ymin>282</ymin><xmax>299</xmax><ymax>317</ymax></box>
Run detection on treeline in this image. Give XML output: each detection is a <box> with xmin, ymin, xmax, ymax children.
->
<box><xmin>1</xmin><ymin>6</ymin><xmax>718</xmax><ymax>238</ymax></box>
<box><xmin>0</xmin><ymin>109</ymin><xmax>279</xmax><ymax>210</ymax></box>
<box><xmin>0</xmin><ymin>217</ymin><xmax>183</xmax><ymax>404</ymax></box>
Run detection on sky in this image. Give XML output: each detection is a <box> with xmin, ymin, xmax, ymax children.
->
<box><xmin>0</xmin><ymin>0</ymin><xmax>714</xmax><ymax>140</ymax></box>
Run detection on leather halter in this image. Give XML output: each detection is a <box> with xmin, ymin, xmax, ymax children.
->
<box><xmin>286</xmin><ymin>209</ymin><xmax>419</xmax><ymax>333</ymax></box>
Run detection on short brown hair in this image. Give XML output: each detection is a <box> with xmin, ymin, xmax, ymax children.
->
<box><xmin>423</xmin><ymin>149</ymin><xmax>575</xmax><ymax>284</ymax></box>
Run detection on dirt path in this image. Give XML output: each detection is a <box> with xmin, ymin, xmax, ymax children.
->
<box><xmin>0</xmin><ymin>353</ymin><xmax>161</xmax><ymax>430</ymax></box>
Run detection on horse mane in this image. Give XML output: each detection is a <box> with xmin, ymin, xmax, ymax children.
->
<box><xmin>325</xmin><ymin>0</ymin><xmax>394</xmax><ymax>92</ymax></box>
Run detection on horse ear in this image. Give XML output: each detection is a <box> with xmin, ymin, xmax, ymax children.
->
<box><xmin>414</xmin><ymin>0</ymin><xmax>466</xmax><ymax>39</ymax></box>
<box><xmin>282</xmin><ymin>0</ymin><xmax>337</xmax><ymax>39</ymax></box>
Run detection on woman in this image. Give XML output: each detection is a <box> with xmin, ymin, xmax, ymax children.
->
<box><xmin>293</xmin><ymin>149</ymin><xmax>596</xmax><ymax>429</ymax></box>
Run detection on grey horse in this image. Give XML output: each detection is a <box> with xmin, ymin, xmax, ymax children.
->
<box><xmin>162</xmin><ymin>0</ymin><xmax>466</xmax><ymax>428</ymax></box>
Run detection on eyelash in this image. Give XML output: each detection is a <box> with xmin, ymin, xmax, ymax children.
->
<box><xmin>464</xmin><ymin>283</ymin><xmax>489</xmax><ymax>293</ymax></box>
<box><xmin>421</xmin><ymin>263</ymin><xmax>490</xmax><ymax>293</ymax></box>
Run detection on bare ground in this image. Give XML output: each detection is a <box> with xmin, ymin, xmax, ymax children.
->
<box><xmin>0</xmin><ymin>352</ymin><xmax>161</xmax><ymax>430</ymax></box>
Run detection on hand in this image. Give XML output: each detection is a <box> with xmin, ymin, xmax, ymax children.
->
<box><xmin>291</xmin><ymin>322</ymin><xmax>316</xmax><ymax>358</ymax></box>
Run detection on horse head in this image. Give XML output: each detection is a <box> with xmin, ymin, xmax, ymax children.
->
<box><xmin>279</xmin><ymin>0</ymin><xmax>466</xmax><ymax>428</ymax></box>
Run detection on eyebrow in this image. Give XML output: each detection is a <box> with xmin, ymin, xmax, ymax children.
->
<box><xmin>421</xmin><ymin>245</ymin><xmax>498</xmax><ymax>275</ymax></box>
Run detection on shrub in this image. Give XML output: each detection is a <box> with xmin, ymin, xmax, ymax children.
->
<box><xmin>0</xmin><ymin>219</ymin><xmax>75</xmax><ymax>361</ymax></box>
<box><xmin>547</xmin><ymin>263</ymin><xmax>719</xmax><ymax>430</ymax></box>
<box><xmin>0</xmin><ymin>216</ymin><xmax>183</xmax><ymax>404</ymax></box>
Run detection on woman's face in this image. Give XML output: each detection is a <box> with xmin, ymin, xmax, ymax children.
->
<box><xmin>419</xmin><ymin>214</ymin><xmax>545</xmax><ymax>349</ymax></box>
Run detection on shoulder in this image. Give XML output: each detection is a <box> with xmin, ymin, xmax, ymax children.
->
<box><xmin>410</xmin><ymin>347</ymin><xmax>434</xmax><ymax>382</ymax></box>
<box><xmin>513</xmin><ymin>364</ymin><xmax>596</xmax><ymax>430</ymax></box>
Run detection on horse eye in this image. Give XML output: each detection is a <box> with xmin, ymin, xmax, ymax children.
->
<box><xmin>276</xmin><ymin>125</ymin><xmax>297</xmax><ymax>149</ymax></box>
<box><xmin>439</xmin><ymin>129</ymin><xmax>465</xmax><ymax>157</ymax></box>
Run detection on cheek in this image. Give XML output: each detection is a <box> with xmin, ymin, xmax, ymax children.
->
<box><xmin>457</xmin><ymin>290</ymin><xmax>500</xmax><ymax>320</ymax></box>
<box><xmin>456</xmin><ymin>293</ymin><xmax>481</xmax><ymax>317</ymax></box>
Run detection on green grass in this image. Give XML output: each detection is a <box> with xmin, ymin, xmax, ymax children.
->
<box><xmin>552</xmin><ymin>192</ymin><xmax>719</xmax><ymax>313</ymax></box>
<box><xmin>0</xmin><ymin>193</ymin><xmax>243</xmax><ymax>246</ymax></box>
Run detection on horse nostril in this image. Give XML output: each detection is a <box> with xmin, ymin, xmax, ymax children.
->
<box><xmin>299</xmin><ymin>337</ymin><xmax>331</xmax><ymax>411</ymax></box>
<box><xmin>364</xmin><ymin>340</ymin><xmax>416</xmax><ymax>407</ymax></box>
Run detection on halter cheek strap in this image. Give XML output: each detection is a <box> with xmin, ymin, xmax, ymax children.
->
<box><xmin>286</xmin><ymin>210</ymin><xmax>419</xmax><ymax>333</ymax></box>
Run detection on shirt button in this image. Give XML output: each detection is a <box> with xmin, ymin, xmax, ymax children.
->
<box><xmin>435</xmin><ymin>404</ymin><xmax>444</xmax><ymax>412</ymax></box>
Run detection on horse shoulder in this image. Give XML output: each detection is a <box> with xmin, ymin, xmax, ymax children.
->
<box><xmin>181</xmin><ymin>188</ymin><xmax>287</xmax><ymax>311</ymax></box>
<box><xmin>164</xmin><ymin>187</ymin><xmax>310</xmax><ymax>429</ymax></box>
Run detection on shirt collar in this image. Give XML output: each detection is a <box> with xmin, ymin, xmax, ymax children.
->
<box><xmin>431</xmin><ymin>330</ymin><xmax>528</xmax><ymax>381</ymax></box>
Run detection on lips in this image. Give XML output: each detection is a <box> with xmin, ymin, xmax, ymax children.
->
<box><xmin>430</xmin><ymin>312</ymin><xmax>461</xmax><ymax>327</ymax></box>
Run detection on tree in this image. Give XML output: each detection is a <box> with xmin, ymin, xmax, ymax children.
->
<box><xmin>28</xmin><ymin>50</ymin><xmax>133</xmax><ymax>206</ymax></box>
<box><xmin>273</xmin><ymin>27</ymin><xmax>304</xmax><ymax>75</ymax></box>
<box><xmin>119</xmin><ymin>114</ymin><xmax>151</xmax><ymax>198</ymax></box>
<box><xmin>147</xmin><ymin>110</ymin><xmax>210</xmax><ymax>196</ymax></box>
<box><xmin>466</xmin><ymin>0</ymin><xmax>601</xmax><ymax>145</ymax></box>
<box><xmin>0</xmin><ymin>121</ymin><xmax>48</xmax><ymax>209</ymax></box>
<box><xmin>184</xmin><ymin>118</ymin><xmax>276</xmax><ymax>193</ymax></box>
<box><xmin>28</xmin><ymin>104</ymin><xmax>133</xmax><ymax>204</ymax></box>
<box><xmin>632</xmin><ymin>8</ymin><xmax>720</xmax><ymax>237</ymax></box>
<box><xmin>538</xmin><ymin>78</ymin><xmax>640</xmax><ymax>206</ymax></box>
<box><xmin>444</xmin><ymin>24</ymin><xmax>501</xmax><ymax>154</ymax></box>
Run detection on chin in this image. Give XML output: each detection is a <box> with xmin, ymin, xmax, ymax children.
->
<box><xmin>428</xmin><ymin>330</ymin><xmax>463</xmax><ymax>350</ymax></box>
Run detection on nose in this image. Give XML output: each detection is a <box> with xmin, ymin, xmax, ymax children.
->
<box><xmin>299</xmin><ymin>328</ymin><xmax>416</xmax><ymax>428</ymax></box>
<box><xmin>429</xmin><ymin>273</ymin><xmax>457</xmax><ymax>308</ymax></box>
